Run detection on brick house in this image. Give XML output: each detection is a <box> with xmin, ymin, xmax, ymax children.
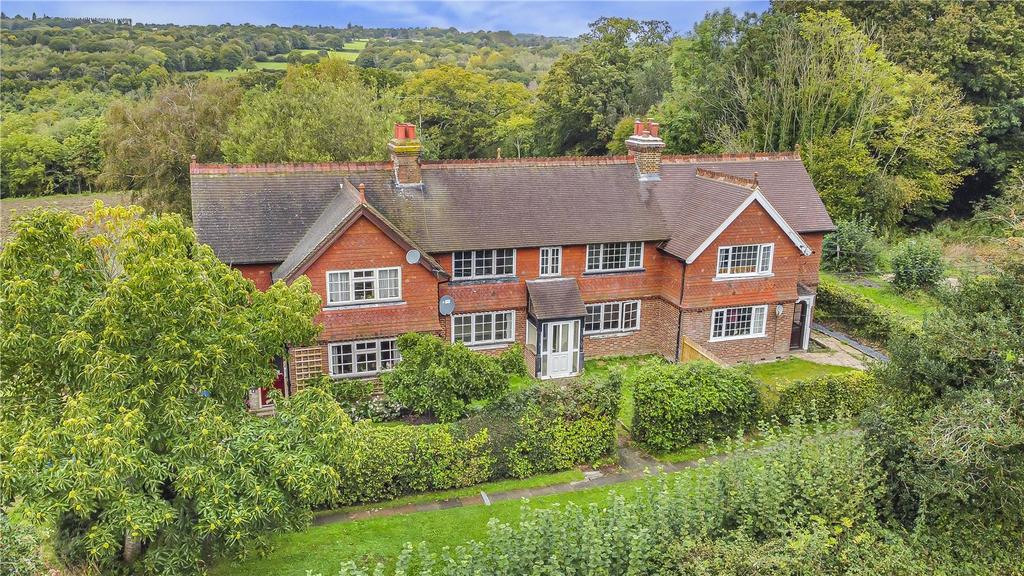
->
<box><xmin>191</xmin><ymin>122</ymin><xmax>834</xmax><ymax>412</ymax></box>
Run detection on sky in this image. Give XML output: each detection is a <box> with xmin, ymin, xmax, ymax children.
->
<box><xmin>2</xmin><ymin>1</ymin><xmax>769</xmax><ymax>37</ymax></box>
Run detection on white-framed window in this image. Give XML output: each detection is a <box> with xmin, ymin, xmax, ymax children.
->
<box><xmin>583</xmin><ymin>300</ymin><xmax>640</xmax><ymax>334</ymax></box>
<box><xmin>716</xmin><ymin>244</ymin><xmax>773</xmax><ymax>277</ymax></box>
<box><xmin>452</xmin><ymin>249</ymin><xmax>516</xmax><ymax>279</ymax></box>
<box><xmin>326</xmin><ymin>267</ymin><xmax>401</xmax><ymax>306</ymax></box>
<box><xmin>710</xmin><ymin>305</ymin><xmax>768</xmax><ymax>341</ymax></box>
<box><xmin>452</xmin><ymin>310</ymin><xmax>515</xmax><ymax>346</ymax></box>
<box><xmin>539</xmin><ymin>246</ymin><xmax>562</xmax><ymax>276</ymax></box>
<box><xmin>329</xmin><ymin>338</ymin><xmax>400</xmax><ymax>377</ymax></box>
<box><xmin>585</xmin><ymin>242</ymin><xmax>643</xmax><ymax>272</ymax></box>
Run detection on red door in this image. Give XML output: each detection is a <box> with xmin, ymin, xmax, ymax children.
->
<box><xmin>259</xmin><ymin>358</ymin><xmax>287</xmax><ymax>407</ymax></box>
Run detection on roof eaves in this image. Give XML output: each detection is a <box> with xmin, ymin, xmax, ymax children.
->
<box><xmin>684</xmin><ymin>188</ymin><xmax>812</xmax><ymax>264</ymax></box>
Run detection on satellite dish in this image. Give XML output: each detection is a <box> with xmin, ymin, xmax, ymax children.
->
<box><xmin>406</xmin><ymin>249</ymin><xmax>421</xmax><ymax>264</ymax></box>
<box><xmin>438</xmin><ymin>295</ymin><xmax>455</xmax><ymax>316</ymax></box>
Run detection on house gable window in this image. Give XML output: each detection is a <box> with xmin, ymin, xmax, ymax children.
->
<box><xmin>452</xmin><ymin>249</ymin><xmax>516</xmax><ymax>279</ymax></box>
<box><xmin>326</xmin><ymin>267</ymin><xmax>401</xmax><ymax>306</ymax></box>
<box><xmin>716</xmin><ymin>244</ymin><xmax>773</xmax><ymax>278</ymax></box>
<box><xmin>452</xmin><ymin>310</ymin><xmax>515</xmax><ymax>346</ymax></box>
<box><xmin>584</xmin><ymin>300</ymin><xmax>640</xmax><ymax>334</ymax></box>
<box><xmin>585</xmin><ymin>242</ymin><xmax>643</xmax><ymax>272</ymax></box>
<box><xmin>329</xmin><ymin>338</ymin><xmax>400</xmax><ymax>377</ymax></box>
<box><xmin>539</xmin><ymin>246</ymin><xmax>562</xmax><ymax>276</ymax></box>
<box><xmin>710</xmin><ymin>305</ymin><xmax>767</xmax><ymax>341</ymax></box>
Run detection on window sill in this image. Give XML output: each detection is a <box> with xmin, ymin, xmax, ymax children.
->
<box><xmin>330</xmin><ymin>373</ymin><xmax>385</xmax><ymax>380</ymax></box>
<box><xmin>581</xmin><ymin>268</ymin><xmax>646</xmax><ymax>276</ymax></box>
<box><xmin>457</xmin><ymin>341</ymin><xmax>515</xmax><ymax>350</ymax></box>
<box><xmin>447</xmin><ymin>276</ymin><xmax>519</xmax><ymax>287</ymax></box>
<box><xmin>709</xmin><ymin>333</ymin><xmax>767</xmax><ymax>343</ymax></box>
<box><xmin>323</xmin><ymin>300</ymin><xmax>405</xmax><ymax>311</ymax></box>
<box><xmin>713</xmin><ymin>273</ymin><xmax>773</xmax><ymax>282</ymax></box>
<box><xmin>585</xmin><ymin>330</ymin><xmax>639</xmax><ymax>339</ymax></box>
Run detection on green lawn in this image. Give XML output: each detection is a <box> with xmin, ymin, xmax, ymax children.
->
<box><xmin>296</xmin><ymin>48</ymin><xmax>360</xmax><ymax>61</ymax></box>
<box><xmin>318</xmin><ymin>469</ymin><xmax>583</xmax><ymax>517</ymax></box>
<box><xmin>743</xmin><ymin>357</ymin><xmax>859</xmax><ymax>413</ymax></box>
<box><xmin>821</xmin><ymin>272</ymin><xmax>936</xmax><ymax>322</ymax></box>
<box><xmin>205</xmin><ymin>61</ymin><xmax>289</xmax><ymax>77</ymax></box>
<box><xmin>210</xmin><ymin>465</ymin><xmax>703</xmax><ymax>576</ymax></box>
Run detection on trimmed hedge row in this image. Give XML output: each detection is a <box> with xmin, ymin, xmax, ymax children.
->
<box><xmin>334</xmin><ymin>422</ymin><xmax>493</xmax><ymax>505</ymax></box>
<box><xmin>775</xmin><ymin>371</ymin><xmax>880</xmax><ymax>423</ymax></box>
<box><xmin>816</xmin><ymin>276</ymin><xmax>917</xmax><ymax>345</ymax></box>
<box><xmin>631</xmin><ymin>362</ymin><xmax>760</xmax><ymax>452</ymax></box>
<box><xmin>464</xmin><ymin>374</ymin><xmax>620</xmax><ymax>479</ymax></box>
<box><xmin>333</xmin><ymin>373</ymin><xmax>620</xmax><ymax>505</ymax></box>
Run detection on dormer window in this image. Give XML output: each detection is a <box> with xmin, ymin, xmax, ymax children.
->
<box><xmin>452</xmin><ymin>249</ymin><xmax>516</xmax><ymax>280</ymax></box>
<box><xmin>716</xmin><ymin>244</ymin><xmax>773</xmax><ymax>278</ymax></box>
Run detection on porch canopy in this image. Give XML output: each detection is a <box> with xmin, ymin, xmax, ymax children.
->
<box><xmin>526</xmin><ymin>278</ymin><xmax>586</xmax><ymax>320</ymax></box>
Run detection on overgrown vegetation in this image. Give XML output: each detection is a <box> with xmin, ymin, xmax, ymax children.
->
<box><xmin>379</xmin><ymin>333</ymin><xmax>526</xmax><ymax>423</ymax></box>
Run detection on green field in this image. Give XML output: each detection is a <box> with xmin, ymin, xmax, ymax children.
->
<box><xmin>821</xmin><ymin>272</ymin><xmax>937</xmax><ymax>322</ymax></box>
<box><xmin>206</xmin><ymin>40</ymin><xmax>367</xmax><ymax>77</ymax></box>
<box><xmin>1</xmin><ymin>190</ymin><xmax>130</xmax><ymax>242</ymax></box>
<box><xmin>206</xmin><ymin>61</ymin><xmax>290</xmax><ymax>77</ymax></box>
<box><xmin>209</xmin><ymin>464</ymin><xmax>703</xmax><ymax>576</ymax></box>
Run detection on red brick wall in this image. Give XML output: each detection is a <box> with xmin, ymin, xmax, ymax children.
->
<box><xmin>583</xmin><ymin>297</ymin><xmax>678</xmax><ymax>360</ymax></box>
<box><xmin>236</xmin><ymin>264</ymin><xmax>275</xmax><ymax>291</ymax></box>
<box><xmin>681</xmin><ymin>300</ymin><xmax>795</xmax><ymax>364</ymax></box>
<box><xmin>798</xmin><ymin>233</ymin><xmax>824</xmax><ymax>288</ymax></box>
<box><xmin>302</xmin><ymin>215</ymin><xmax>442</xmax><ymax>342</ymax></box>
<box><xmin>681</xmin><ymin>201</ymin><xmax>807</xmax><ymax>310</ymax></box>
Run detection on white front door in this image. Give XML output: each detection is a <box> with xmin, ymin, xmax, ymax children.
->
<box><xmin>544</xmin><ymin>320</ymin><xmax>577</xmax><ymax>379</ymax></box>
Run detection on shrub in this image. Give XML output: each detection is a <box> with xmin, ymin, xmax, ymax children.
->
<box><xmin>331</xmin><ymin>429</ymin><xmax>889</xmax><ymax>575</ymax></box>
<box><xmin>0</xmin><ymin>512</ymin><xmax>45</xmax><ymax>576</ymax></box>
<box><xmin>464</xmin><ymin>373</ymin><xmax>620</xmax><ymax>478</ymax></box>
<box><xmin>334</xmin><ymin>422</ymin><xmax>493</xmax><ymax>505</ymax></box>
<box><xmin>823</xmin><ymin>218</ymin><xmax>882</xmax><ymax>273</ymax></box>
<box><xmin>816</xmin><ymin>276</ymin><xmax>917</xmax><ymax>345</ymax></box>
<box><xmin>380</xmin><ymin>333</ymin><xmax>514</xmax><ymax>422</ymax></box>
<box><xmin>631</xmin><ymin>362</ymin><xmax>761</xmax><ymax>452</ymax></box>
<box><xmin>775</xmin><ymin>371</ymin><xmax>880</xmax><ymax>422</ymax></box>
<box><xmin>891</xmin><ymin>238</ymin><xmax>944</xmax><ymax>292</ymax></box>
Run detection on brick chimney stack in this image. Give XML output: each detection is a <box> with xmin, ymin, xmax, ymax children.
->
<box><xmin>389</xmin><ymin>123</ymin><xmax>422</xmax><ymax>187</ymax></box>
<box><xmin>625</xmin><ymin>119</ymin><xmax>665</xmax><ymax>182</ymax></box>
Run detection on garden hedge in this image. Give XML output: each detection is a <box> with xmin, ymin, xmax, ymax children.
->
<box><xmin>630</xmin><ymin>362</ymin><xmax>761</xmax><ymax>452</ymax></box>
<box><xmin>334</xmin><ymin>422</ymin><xmax>493</xmax><ymax>505</ymax></box>
<box><xmin>775</xmin><ymin>371</ymin><xmax>880</xmax><ymax>422</ymax></box>
<box><xmin>332</xmin><ymin>372</ymin><xmax>620</xmax><ymax>504</ymax></box>
<box><xmin>464</xmin><ymin>373</ymin><xmax>620</xmax><ymax>478</ymax></box>
<box><xmin>816</xmin><ymin>276</ymin><xmax>917</xmax><ymax>345</ymax></box>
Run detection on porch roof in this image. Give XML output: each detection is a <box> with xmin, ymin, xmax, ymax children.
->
<box><xmin>526</xmin><ymin>278</ymin><xmax>587</xmax><ymax>320</ymax></box>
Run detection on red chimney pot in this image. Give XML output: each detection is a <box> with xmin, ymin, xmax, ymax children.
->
<box><xmin>649</xmin><ymin>122</ymin><xmax>659</xmax><ymax>137</ymax></box>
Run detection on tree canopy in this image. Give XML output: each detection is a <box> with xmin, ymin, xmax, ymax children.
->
<box><xmin>0</xmin><ymin>203</ymin><xmax>348</xmax><ymax>574</ymax></box>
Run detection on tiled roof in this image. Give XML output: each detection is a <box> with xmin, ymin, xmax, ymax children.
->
<box><xmin>190</xmin><ymin>153</ymin><xmax>833</xmax><ymax>266</ymax></box>
<box><xmin>526</xmin><ymin>278</ymin><xmax>587</xmax><ymax>320</ymax></box>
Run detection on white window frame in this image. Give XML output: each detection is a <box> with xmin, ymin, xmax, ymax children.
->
<box><xmin>539</xmin><ymin>246</ymin><xmax>562</xmax><ymax>277</ymax></box>
<box><xmin>585</xmin><ymin>242</ymin><xmax>644</xmax><ymax>273</ymax></box>
<box><xmin>451</xmin><ymin>249</ymin><xmax>517</xmax><ymax>280</ymax></box>
<box><xmin>325</xmin><ymin>267</ymin><xmax>402</xmax><ymax>306</ymax></box>
<box><xmin>709</xmin><ymin>305</ymin><xmax>768</xmax><ymax>342</ymax></box>
<box><xmin>451</xmin><ymin>310</ymin><xmax>516</xmax><ymax>346</ymax></box>
<box><xmin>715</xmin><ymin>243</ymin><xmax>774</xmax><ymax>279</ymax></box>
<box><xmin>328</xmin><ymin>337</ymin><xmax>401</xmax><ymax>378</ymax></box>
<box><xmin>583</xmin><ymin>300</ymin><xmax>641</xmax><ymax>335</ymax></box>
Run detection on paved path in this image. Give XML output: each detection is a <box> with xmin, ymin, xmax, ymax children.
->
<box><xmin>314</xmin><ymin>436</ymin><xmax>698</xmax><ymax>527</ymax></box>
<box><xmin>812</xmin><ymin>323</ymin><xmax>889</xmax><ymax>362</ymax></box>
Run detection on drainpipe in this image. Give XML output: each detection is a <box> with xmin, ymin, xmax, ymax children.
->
<box><xmin>674</xmin><ymin>261</ymin><xmax>686</xmax><ymax>362</ymax></box>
